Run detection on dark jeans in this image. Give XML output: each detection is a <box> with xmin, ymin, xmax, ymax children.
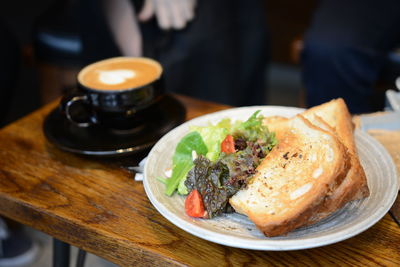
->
<box><xmin>301</xmin><ymin>0</ymin><xmax>400</xmax><ymax>113</ymax></box>
<box><xmin>80</xmin><ymin>0</ymin><xmax>269</xmax><ymax>106</ymax></box>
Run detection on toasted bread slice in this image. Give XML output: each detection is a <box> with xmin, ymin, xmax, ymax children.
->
<box><xmin>265</xmin><ymin>99</ymin><xmax>369</xmax><ymax>212</ymax></box>
<box><xmin>303</xmin><ymin>99</ymin><xmax>355</xmax><ymax>151</ymax></box>
<box><xmin>301</xmin><ymin>115</ymin><xmax>359</xmax><ymax>224</ymax></box>
<box><xmin>302</xmin><ymin>99</ymin><xmax>369</xmax><ymax>202</ymax></box>
<box><xmin>230</xmin><ymin>115</ymin><xmax>350</xmax><ymax>237</ymax></box>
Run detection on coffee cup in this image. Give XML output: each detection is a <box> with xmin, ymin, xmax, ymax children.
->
<box><xmin>61</xmin><ymin>57</ymin><xmax>164</xmax><ymax>130</ymax></box>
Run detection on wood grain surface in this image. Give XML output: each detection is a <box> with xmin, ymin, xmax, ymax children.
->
<box><xmin>367</xmin><ymin>130</ymin><xmax>400</xmax><ymax>181</ymax></box>
<box><xmin>0</xmin><ymin>94</ymin><xmax>399</xmax><ymax>267</ymax></box>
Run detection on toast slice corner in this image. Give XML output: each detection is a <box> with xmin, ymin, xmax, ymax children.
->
<box><xmin>302</xmin><ymin>98</ymin><xmax>369</xmax><ymax>200</ymax></box>
<box><xmin>265</xmin><ymin>98</ymin><xmax>369</xmax><ymax>201</ymax></box>
<box><xmin>262</xmin><ymin>98</ymin><xmax>369</xmax><ymax>226</ymax></box>
<box><xmin>230</xmin><ymin>115</ymin><xmax>350</xmax><ymax>236</ymax></box>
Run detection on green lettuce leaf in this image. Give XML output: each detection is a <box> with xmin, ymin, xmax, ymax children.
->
<box><xmin>165</xmin><ymin>111</ymin><xmax>277</xmax><ymax>196</ymax></box>
<box><xmin>190</xmin><ymin>125</ymin><xmax>228</xmax><ymax>162</ymax></box>
<box><xmin>177</xmin><ymin>175</ymin><xmax>189</xmax><ymax>195</ymax></box>
<box><xmin>165</xmin><ymin>131</ymin><xmax>208</xmax><ymax>196</ymax></box>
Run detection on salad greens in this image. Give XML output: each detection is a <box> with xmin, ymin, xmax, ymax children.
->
<box><xmin>190</xmin><ymin>124</ymin><xmax>228</xmax><ymax>162</ymax></box>
<box><xmin>232</xmin><ymin>110</ymin><xmax>277</xmax><ymax>155</ymax></box>
<box><xmin>164</xmin><ymin>111</ymin><xmax>277</xmax><ymax>197</ymax></box>
<box><xmin>165</xmin><ymin>131</ymin><xmax>207</xmax><ymax>196</ymax></box>
<box><xmin>184</xmin><ymin>156</ymin><xmax>234</xmax><ymax>218</ymax></box>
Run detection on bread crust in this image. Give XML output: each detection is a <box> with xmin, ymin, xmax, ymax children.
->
<box><xmin>231</xmin><ymin>99</ymin><xmax>370</xmax><ymax>237</ymax></box>
<box><xmin>301</xmin><ymin>99</ymin><xmax>369</xmax><ymax>224</ymax></box>
<box><xmin>230</xmin><ymin>115</ymin><xmax>350</xmax><ymax>237</ymax></box>
<box><xmin>302</xmin><ymin>98</ymin><xmax>369</xmax><ymax>199</ymax></box>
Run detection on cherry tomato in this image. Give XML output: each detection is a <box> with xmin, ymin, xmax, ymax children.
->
<box><xmin>221</xmin><ymin>135</ymin><xmax>236</xmax><ymax>154</ymax></box>
<box><xmin>185</xmin><ymin>189</ymin><xmax>207</xmax><ymax>218</ymax></box>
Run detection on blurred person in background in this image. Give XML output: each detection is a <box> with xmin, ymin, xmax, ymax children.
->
<box><xmin>0</xmin><ymin>18</ymin><xmax>39</xmax><ymax>267</ymax></box>
<box><xmin>0</xmin><ymin>19</ymin><xmax>19</xmax><ymax>128</ymax></box>
<box><xmin>301</xmin><ymin>0</ymin><xmax>400</xmax><ymax>113</ymax></box>
<box><xmin>80</xmin><ymin>0</ymin><xmax>269</xmax><ymax>106</ymax></box>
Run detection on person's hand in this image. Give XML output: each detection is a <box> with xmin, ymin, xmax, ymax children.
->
<box><xmin>138</xmin><ymin>0</ymin><xmax>197</xmax><ymax>30</ymax></box>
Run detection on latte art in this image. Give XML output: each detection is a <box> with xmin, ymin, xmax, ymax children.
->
<box><xmin>98</xmin><ymin>70</ymin><xmax>136</xmax><ymax>85</ymax></box>
<box><xmin>78</xmin><ymin>57</ymin><xmax>162</xmax><ymax>91</ymax></box>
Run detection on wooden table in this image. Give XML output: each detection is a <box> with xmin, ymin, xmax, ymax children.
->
<box><xmin>0</xmin><ymin>95</ymin><xmax>399</xmax><ymax>266</ymax></box>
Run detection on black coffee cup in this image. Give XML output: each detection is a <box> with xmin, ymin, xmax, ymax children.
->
<box><xmin>61</xmin><ymin>57</ymin><xmax>164</xmax><ymax>130</ymax></box>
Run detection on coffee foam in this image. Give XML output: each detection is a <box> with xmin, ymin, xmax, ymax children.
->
<box><xmin>98</xmin><ymin>70</ymin><xmax>136</xmax><ymax>85</ymax></box>
<box><xmin>78</xmin><ymin>57</ymin><xmax>162</xmax><ymax>91</ymax></box>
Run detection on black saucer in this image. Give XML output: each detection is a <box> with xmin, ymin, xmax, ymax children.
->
<box><xmin>43</xmin><ymin>95</ymin><xmax>186</xmax><ymax>157</ymax></box>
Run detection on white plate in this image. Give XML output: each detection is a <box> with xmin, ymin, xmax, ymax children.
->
<box><xmin>143</xmin><ymin>106</ymin><xmax>399</xmax><ymax>250</ymax></box>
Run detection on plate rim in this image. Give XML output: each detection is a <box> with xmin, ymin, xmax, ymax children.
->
<box><xmin>143</xmin><ymin>105</ymin><xmax>399</xmax><ymax>250</ymax></box>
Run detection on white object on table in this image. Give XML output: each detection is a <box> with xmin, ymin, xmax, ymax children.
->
<box><xmin>134</xmin><ymin>157</ymin><xmax>147</xmax><ymax>181</ymax></box>
<box><xmin>386</xmin><ymin>89</ymin><xmax>400</xmax><ymax>111</ymax></box>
